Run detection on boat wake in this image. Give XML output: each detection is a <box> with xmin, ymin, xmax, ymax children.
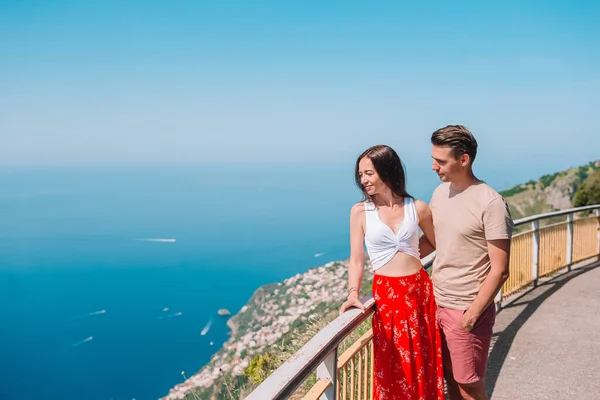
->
<box><xmin>158</xmin><ymin>311</ymin><xmax>182</xmax><ymax>320</ymax></box>
<box><xmin>72</xmin><ymin>336</ymin><xmax>93</xmax><ymax>347</ymax></box>
<box><xmin>200</xmin><ymin>319</ymin><xmax>213</xmax><ymax>336</ymax></box>
<box><xmin>314</xmin><ymin>252</ymin><xmax>326</xmax><ymax>258</ymax></box>
<box><xmin>71</xmin><ymin>309</ymin><xmax>106</xmax><ymax>320</ymax></box>
<box><xmin>136</xmin><ymin>238</ymin><xmax>176</xmax><ymax>243</ymax></box>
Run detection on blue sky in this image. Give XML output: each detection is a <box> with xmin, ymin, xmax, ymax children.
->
<box><xmin>1</xmin><ymin>1</ymin><xmax>599</xmax><ymax>176</ymax></box>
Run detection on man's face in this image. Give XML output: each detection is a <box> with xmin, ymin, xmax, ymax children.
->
<box><xmin>431</xmin><ymin>145</ymin><xmax>467</xmax><ymax>182</ymax></box>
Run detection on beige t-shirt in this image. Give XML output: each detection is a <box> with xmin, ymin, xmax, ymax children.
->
<box><xmin>430</xmin><ymin>180</ymin><xmax>513</xmax><ymax>310</ymax></box>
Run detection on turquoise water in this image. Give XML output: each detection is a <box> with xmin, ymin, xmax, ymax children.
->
<box><xmin>2</xmin><ymin>165</ymin><xmax>443</xmax><ymax>400</ymax></box>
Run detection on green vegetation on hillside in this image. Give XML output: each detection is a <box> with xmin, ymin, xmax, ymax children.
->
<box><xmin>499</xmin><ymin>180</ymin><xmax>535</xmax><ymax>198</ymax></box>
<box><xmin>574</xmin><ymin>169</ymin><xmax>600</xmax><ymax>207</ymax></box>
<box><xmin>539</xmin><ymin>172</ymin><xmax>560</xmax><ymax>189</ymax></box>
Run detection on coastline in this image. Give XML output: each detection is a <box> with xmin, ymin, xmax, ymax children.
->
<box><xmin>161</xmin><ymin>258</ymin><xmax>358</xmax><ymax>399</ymax></box>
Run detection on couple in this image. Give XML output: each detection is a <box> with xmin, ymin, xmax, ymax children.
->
<box><xmin>339</xmin><ymin>125</ymin><xmax>513</xmax><ymax>400</ymax></box>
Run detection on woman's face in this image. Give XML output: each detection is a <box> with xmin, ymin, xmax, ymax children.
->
<box><xmin>358</xmin><ymin>157</ymin><xmax>385</xmax><ymax>196</ymax></box>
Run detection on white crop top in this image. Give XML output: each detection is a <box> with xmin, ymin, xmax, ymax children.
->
<box><xmin>364</xmin><ymin>197</ymin><xmax>421</xmax><ymax>271</ymax></box>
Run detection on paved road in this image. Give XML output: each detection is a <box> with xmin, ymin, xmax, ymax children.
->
<box><xmin>486</xmin><ymin>259</ymin><xmax>600</xmax><ymax>400</ymax></box>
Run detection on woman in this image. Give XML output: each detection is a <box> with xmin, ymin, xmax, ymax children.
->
<box><xmin>339</xmin><ymin>145</ymin><xmax>444</xmax><ymax>400</ymax></box>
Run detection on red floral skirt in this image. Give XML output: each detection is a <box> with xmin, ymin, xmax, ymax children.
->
<box><xmin>372</xmin><ymin>268</ymin><xmax>444</xmax><ymax>400</ymax></box>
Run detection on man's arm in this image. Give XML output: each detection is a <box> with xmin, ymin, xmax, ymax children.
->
<box><xmin>419</xmin><ymin>235</ymin><xmax>436</xmax><ymax>258</ymax></box>
<box><xmin>462</xmin><ymin>196</ymin><xmax>513</xmax><ymax>332</ymax></box>
<box><xmin>462</xmin><ymin>239</ymin><xmax>510</xmax><ymax>331</ymax></box>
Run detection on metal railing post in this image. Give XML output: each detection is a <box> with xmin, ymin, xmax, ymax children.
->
<box><xmin>566</xmin><ymin>213</ymin><xmax>574</xmax><ymax>271</ymax></box>
<box><xmin>596</xmin><ymin>209</ymin><xmax>600</xmax><ymax>257</ymax></box>
<box><xmin>532</xmin><ymin>220</ymin><xmax>540</xmax><ymax>287</ymax></box>
<box><xmin>317</xmin><ymin>348</ymin><xmax>337</xmax><ymax>400</ymax></box>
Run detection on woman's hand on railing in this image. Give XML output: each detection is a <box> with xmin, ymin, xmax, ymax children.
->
<box><xmin>339</xmin><ymin>293</ymin><xmax>366</xmax><ymax>315</ymax></box>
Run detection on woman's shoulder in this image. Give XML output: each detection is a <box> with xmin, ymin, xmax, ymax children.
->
<box><xmin>352</xmin><ymin>200</ymin><xmax>377</xmax><ymax>215</ymax></box>
<box><xmin>411</xmin><ymin>198</ymin><xmax>431</xmax><ymax>214</ymax></box>
<box><xmin>351</xmin><ymin>201</ymin><xmax>368</xmax><ymax>215</ymax></box>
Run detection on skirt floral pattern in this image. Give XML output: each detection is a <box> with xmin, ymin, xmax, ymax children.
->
<box><xmin>372</xmin><ymin>268</ymin><xmax>444</xmax><ymax>400</ymax></box>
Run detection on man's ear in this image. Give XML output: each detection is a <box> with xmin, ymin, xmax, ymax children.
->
<box><xmin>460</xmin><ymin>153</ymin><xmax>470</xmax><ymax>167</ymax></box>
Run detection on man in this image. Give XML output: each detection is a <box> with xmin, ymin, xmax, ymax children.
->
<box><xmin>421</xmin><ymin>125</ymin><xmax>513</xmax><ymax>400</ymax></box>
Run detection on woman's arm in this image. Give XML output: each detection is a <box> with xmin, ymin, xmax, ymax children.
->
<box><xmin>339</xmin><ymin>203</ymin><xmax>366</xmax><ymax>314</ymax></box>
<box><xmin>415</xmin><ymin>200</ymin><xmax>436</xmax><ymax>258</ymax></box>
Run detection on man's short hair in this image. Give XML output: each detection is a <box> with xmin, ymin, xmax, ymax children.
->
<box><xmin>431</xmin><ymin>125</ymin><xmax>478</xmax><ymax>164</ymax></box>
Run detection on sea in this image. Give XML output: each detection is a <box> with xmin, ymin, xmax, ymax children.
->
<box><xmin>0</xmin><ymin>162</ymin><xmax>519</xmax><ymax>400</ymax></box>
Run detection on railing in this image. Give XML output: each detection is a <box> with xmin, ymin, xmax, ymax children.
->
<box><xmin>495</xmin><ymin>205</ymin><xmax>600</xmax><ymax>301</ymax></box>
<box><xmin>246</xmin><ymin>205</ymin><xmax>600</xmax><ymax>400</ymax></box>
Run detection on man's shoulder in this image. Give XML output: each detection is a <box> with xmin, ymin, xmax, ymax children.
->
<box><xmin>469</xmin><ymin>182</ymin><xmax>513</xmax><ymax>223</ymax></box>
<box><xmin>471</xmin><ymin>181</ymin><xmax>507</xmax><ymax>203</ymax></box>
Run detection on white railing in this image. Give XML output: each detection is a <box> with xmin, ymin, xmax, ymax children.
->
<box><xmin>245</xmin><ymin>204</ymin><xmax>600</xmax><ymax>400</ymax></box>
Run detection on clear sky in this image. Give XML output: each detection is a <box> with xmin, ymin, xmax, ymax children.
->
<box><xmin>1</xmin><ymin>1</ymin><xmax>599</xmax><ymax>174</ymax></box>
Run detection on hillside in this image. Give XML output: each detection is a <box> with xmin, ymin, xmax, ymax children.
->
<box><xmin>500</xmin><ymin>160</ymin><xmax>600</xmax><ymax>219</ymax></box>
<box><xmin>162</xmin><ymin>260</ymin><xmax>374</xmax><ymax>400</ymax></box>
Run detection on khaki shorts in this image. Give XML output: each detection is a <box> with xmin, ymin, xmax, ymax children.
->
<box><xmin>437</xmin><ymin>303</ymin><xmax>495</xmax><ymax>384</ymax></box>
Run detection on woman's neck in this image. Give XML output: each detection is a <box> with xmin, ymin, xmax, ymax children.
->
<box><xmin>372</xmin><ymin>190</ymin><xmax>403</xmax><ymax>207</ymax></box>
